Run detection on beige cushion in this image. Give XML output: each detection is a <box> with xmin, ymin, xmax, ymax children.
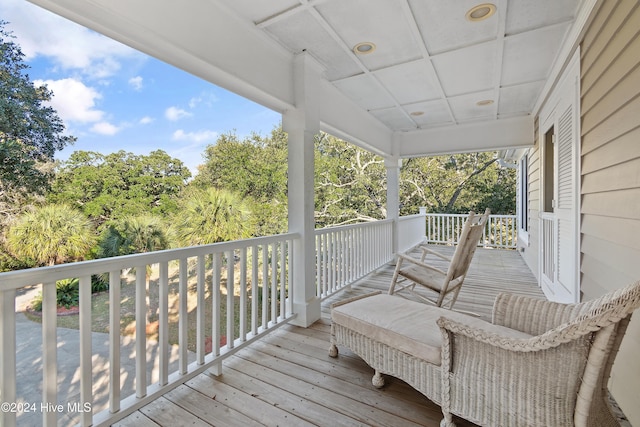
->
<box><xmin>398</xmin><ymin>264</ymin><xmax>445</xmax><ymax>291</ymax></box>
<box><xmin>332</xmin><ymin>294</ymin><xmax>532</xmax><ymax>365</ymax></box>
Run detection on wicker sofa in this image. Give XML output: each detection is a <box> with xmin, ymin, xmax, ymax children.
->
<box><xmin>329</xmin><ymin>281</ymin><xmax>640</xmax><ymax>427</ymax></box>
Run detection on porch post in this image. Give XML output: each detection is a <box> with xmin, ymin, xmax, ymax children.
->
<box><xmin>385</xmin><ymin>156</ymin><xmax>402</xmax><ymax>255</ymax></box>
<box><xmin>283</xmin><ymin>52</ymin><xmax>321</xmax><ymax>327</ymax></box>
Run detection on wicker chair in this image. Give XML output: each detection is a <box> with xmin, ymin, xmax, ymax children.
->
<box><xmin>329</xmin><ymin>281</ymin><xmax>640</xmax><ymax>427</ymax></box>
<box><xmin>389</xmin><ymin>208</ymin><xmax>490</xmax><ymax>309</ymax></box>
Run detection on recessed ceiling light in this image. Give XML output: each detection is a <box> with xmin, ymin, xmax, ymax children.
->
<box><xmin>477</xmin><ymin>99</ymin><xmax>494</xmax><ymax>106</ymax></box>
<box><xmin>410</xmin><ymin>111</ymin><xmax>424</xmax><ymax>116</ymax></box>
<box><xmin>466</xmin><ymin>3</ymin><xmax>496</xmax><ymax>22</ymax></box>
<box><xmin>353</xmin><ymin>42</ymin><xmax>376</xmax><ymax>55</ymax></box>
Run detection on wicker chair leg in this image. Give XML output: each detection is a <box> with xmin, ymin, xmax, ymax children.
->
<box><xmin>328</xmin><ymin>343</ymin><xmax>338</xmax><ymax>358</ymax></box>
<box><xmin>439</xmin><ymin>417</ymin><xmax>456</xmax><ymax>427</ymax></box>
<box><xmin>372</xmin><ymin>371</ymin><xmax>385</xmax><ymax>388</ymax></box>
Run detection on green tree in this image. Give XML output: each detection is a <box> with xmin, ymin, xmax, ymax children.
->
<box><xmin>96</xmin><ymin>214</ymin><xmax>171</xmax><ymax>324</ymax></box>
<box><xmin>5</xmin><ymin>204</ymin><xmax>95</xmax><ymax>267</ymax></box>
<box><xmin>0</xmin><ymin>22</ymin><xmax>73</xmax><ymax>228</ymax></box>
<box><xmin>50</xmin><ymin>149</ymin><xmax>191</xmax><ymax>224</ymax></box>
<box><xmin>400</xmin><ymin>152</ymin><xmax>515</xmax><ymax>214</ymax></box>
<box><xmin>314</xmin><ymin>133</ymin><xmax>387</xmax><ymax>227</ymax></box>
<box><xmin>174</xmin><ymin>188</ymin><xmax>251</xmax><ymax>246</ymax></box>
<box><xmin>97</xmin><ymin>215</ymin><xmax>171</xmax><ymax>258</ymax></box>
<box><xmin>194</xmin><ymin>128</ymin><xmax>288</xmax><ymax>235</ymax></box>
<box><xmin>194</xmin><ymin>126</ymin><xmax>516</xmax><ymax>235</ymax></box>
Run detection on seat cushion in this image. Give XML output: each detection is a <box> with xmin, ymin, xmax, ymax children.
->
<box><xmin>398</xmin><ymin>264</ymin><xmax>445</xmax><ymax>291</ymax></box>
<box><xmin>332</xmin><ymin>294</ymin><xmax>532</xmax><ymax>365</ymax></box>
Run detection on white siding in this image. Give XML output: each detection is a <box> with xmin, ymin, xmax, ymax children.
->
<box><xmin>520</xmin><ymin>118</ymin><xmax>540</xmax><ymax>277</ymax></box>
<box><xmin>580</xmin><ymin>0</ymin><xmax>640</xmax><ymax>423</ymax></box>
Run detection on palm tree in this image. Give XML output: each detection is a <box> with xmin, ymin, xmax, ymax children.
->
<box><xmin>175</xmin><ymin>188</ymin><xmax>251</xmax><ymax>247</ymax></box>
<box><xmin>97</xmin><ymin>214</ymin><xmax>171</xmax><ymax>258</ymax></box>
<box><xmin>96</xmin><ymin>214</ymin><xmax>171</xmax><ymax>325</ymax></box>
<box><xmin>6</xmin><ymin>204</ymin><xmax>95</xmax><ymax>266</ymax></box>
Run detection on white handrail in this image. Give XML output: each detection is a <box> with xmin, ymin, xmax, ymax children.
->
<box><xmin>425</xmin><ymin>213</ymin><xmax>518</xmax><ymax>248</ymax></box>
<box><xmin>315</xmin><ymin>220</ymin><xmax>394</xmax><ymax>299</ymax></box>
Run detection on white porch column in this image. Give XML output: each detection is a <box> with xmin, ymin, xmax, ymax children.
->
<box><xmin>386</xmin><ymin>157</ymin><xmax>402</xmax><ymax>255</ymax></box>
<box><xmin>283</xmin><ymin>52</ymin><xmax>321</xmax><ymax>327</ymax></box>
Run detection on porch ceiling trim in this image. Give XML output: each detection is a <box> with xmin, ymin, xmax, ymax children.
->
<box><xmin>398</xmin><ymin>115</ymin><xmax>534</xmax><ymax>158</ymax></box>
<box><xmin>318</xmin><ymin>79</ymin><xmax>393</xmax><ymax>156</ymax></box>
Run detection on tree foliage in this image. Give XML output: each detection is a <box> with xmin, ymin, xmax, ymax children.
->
<box><xmin>194</xmin><ymin>126</ymin><xmax>516</xmax><ymax>232</ymax></box>
<box><xmin>0</xmin><ymin>23</ymin><xmax>73</xmax><ymax>158</ymax></box>
<box><xmin>5</xmin><ymin>204</ymin><xmax>95</xmax><ymax>266</ymax></box>
<box><xmin>0</xmin><ymin>22</ymin><xmax>73</xmax><ymax>222</ymax></box>
<box><xmin>49</xmin><ymin>150</ymin><xmax>191</xmax><ymax>224</ymax></box>
<box><xmin>193</xmin><ymin>129</ymin><xmax>288</xmax><ymax>235</ymax></box>
<box><xmin>314</xmin><ymin>134</ymin><xmax>386</xmax><ymax>227</ymax></box>
<box><xmin>97</xmin><ymin>215</ymin><xmax>172</xmax><ymax>258</ymax></box>
<box><xmin>174</xmin><ymin>187</ymin><xmax>251</xmax><ymax>246</ymax></box>
<box><xmin>400</xmin><ymin>152</ymin><xmax>516</xmax><ymax>215</ymax></box>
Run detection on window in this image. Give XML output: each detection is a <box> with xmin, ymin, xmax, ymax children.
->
<box><xmin>518</xmin><ymin>154</ymin><xmax>529</xmax><ymax>233</ymax></box>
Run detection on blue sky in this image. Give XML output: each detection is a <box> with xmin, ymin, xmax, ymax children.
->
<box><xmin>1</xmin><ymin>0</ymin><xmax>282</xmax><ymax>175</ymax></box>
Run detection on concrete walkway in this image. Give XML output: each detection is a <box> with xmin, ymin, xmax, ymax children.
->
<box><xmin>13</xmin><ymin>286</ymin><xmax>194</xmax><ymax>427</ymax></box>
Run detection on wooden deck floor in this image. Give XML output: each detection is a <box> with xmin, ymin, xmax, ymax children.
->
<box><xmin>115</xmin><ymin>245</ymin><xmax>542</xmax><ymax>427</ymax></box>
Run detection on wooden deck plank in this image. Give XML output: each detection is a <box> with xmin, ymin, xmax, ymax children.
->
<box><xmin>186</xmin><ymin>374</ymin><xmax>317</xmax><ymax>427</ymax></box>
<box><xmin>221</xmin><ymin>359</ymin><xmax>366</xmax><ymax>426</ymax></box>
<box><xmin>231</xmin><ymin>347</ymin><xmax>432</xmax><ymax>427</ymax></box>
<box><xmin>243</xmin><ymin>338</ymin><xmax>445</xmax><ymax>425</ymax></box>
<box><xmin>112</xmin><ymin>412</ymin><xmax>160</xmax><ymax>427</ymax></box>
<box><xmin>120</xmin><ymin>246</ymin><xmax>541</xmax><ymax>427</ymax></box>
<box><xmin>163</xmin><ymin>384</ymin><xmax>264</xmax><ymax>427</ymax></box>
<box><xmin>139</xmin><ymin>396</ymin><xmax>211</xmax><ymax>426</ymax></box>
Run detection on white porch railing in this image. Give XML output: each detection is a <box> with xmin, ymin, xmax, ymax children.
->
<box><xmin>425</xmin><ymin>213</ymin><xmax>518</xmax><ymax>248</ymax></box>
<box><xmin>398</xmin><ymin>213</ymin><xmax>428</xmax><ymax>253</ymax></box>
<box><xmin>541</xmin><ymin>212</ymin><xmax>556</xmax><ymax>283</ymax></box>
<box><xmin>0</xmin><ymin>214</ymin><xmax>427</xmax><ymax>426</ymax></box>
<box><xmin>0</xmin><ymin>233</ymin><xmax>297</xmax><ymax>427</ymax></box>
<box><xmin>315</xmin><ymin>220</ymin><xmax>394</xmax><ymax>299</ymax></box>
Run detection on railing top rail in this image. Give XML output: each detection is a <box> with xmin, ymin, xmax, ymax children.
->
<box><xmin>314</xmin><ymin>218</ymin><xmax>393</xmax><ymax>235</ymax></box>
<box><xmin>425</xmin><ymin>213</ymin><xmax>468</xmax><ymax>216</ymax></box>
<box><xmin>0</xmin><ymin>232</ymin><xmax>300</xmax><ymax>290</ymax></box>
<box><xmin>425</xmin><ymin>213</ymin><xmax>516</xmax><ymax>218</ymax></box>
<box><xmin>398</xmin><ymin>213</ymin><xmax>425</xmax><ymax>221</ymax></box>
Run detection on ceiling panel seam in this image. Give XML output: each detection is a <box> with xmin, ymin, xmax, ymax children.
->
<box><xmin>303</xmin><ymin>3</ymin><xmax>417</xmax><ymax>130</ymax></box>
<box><xmin>492</xmin><ymin>0</ymin><xmax>508</xmax><ymax>121</ymax></box>
<box><xmin>401</xmin><ymin>0</ymin><xmax>455</xmax><ymax>126</ymax></box>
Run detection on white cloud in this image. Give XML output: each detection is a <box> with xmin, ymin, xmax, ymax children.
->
<box><xmin>165</xmin><ymin>107</ymin><xmax>192</xmax><ymax>122</ymax></box>
<box><xmin>91</xmin><ymin>121</ymin><xmax>120</xmax><ymax>135</ymax></box>
<box><xmin>35</xmin><ymin>78</ymin><xmax>104</xmax><ymax>124</ymax></box>
<box><xmin>139</xmin><ymin>116</ymin><xmax>154</xmax><ymax>125</ymax></box>
<box><xmin>172</xmin><ymin>129</ymin><xmax>218</xmax><ymax>143</ymax></box>
<box><xmin>128</xmin><ymin>76</ymin><xmax>143</xmax><ymax>91</ymax></box>
<box><xmin>3</xmin><ymin>0</ymin><xmax>142</xmax><ymax>79</ymax></box>
<box><xmin>188</xmin><ymin>92</ymin><xmax>218</xmax><ymax>109</ymax></box>
<box><xmin>188</xmin><ymin>97</ymin><xmax>201</xmax><ymax>109</ymax></box>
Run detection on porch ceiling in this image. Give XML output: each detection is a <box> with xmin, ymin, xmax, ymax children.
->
<box><xmin>27</xmin><ymin>0</ymin><xmax>587</xmax><ymax>157</ymax></box>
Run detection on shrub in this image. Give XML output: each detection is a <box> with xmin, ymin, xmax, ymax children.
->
<box><xmin>91</xmin><ymin>274</ymin><xmax>109</xmax><ymax>293</ymax></box>
<box><xmin>30</xmin><ymin>275</ymin><xmax>110</xmax><ymax>311</ymax></box>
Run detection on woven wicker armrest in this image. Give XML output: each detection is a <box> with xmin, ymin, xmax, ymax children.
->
<box><xmin>396</xmin><ymin>253</ymin><xmax>447</xmax><ymax>276</ymax></box>
<box><xmin>436</xmin><ymin>316</ymin><xmax>542</xmax><ymax>353</ymax></box>
<box><xmin>491</xmin><ymin>292</ymin><xmax>579</xmax><ymax>335</ymax></box>
<box><xmin>440</xmin><ymin>304</ymin><xmax>627</xmax><ymax>354</ymax></box>
<box><xmin>330</xmin><ymin>291</ymin><xmax>381</xmax><ymax>309</ymax></box>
